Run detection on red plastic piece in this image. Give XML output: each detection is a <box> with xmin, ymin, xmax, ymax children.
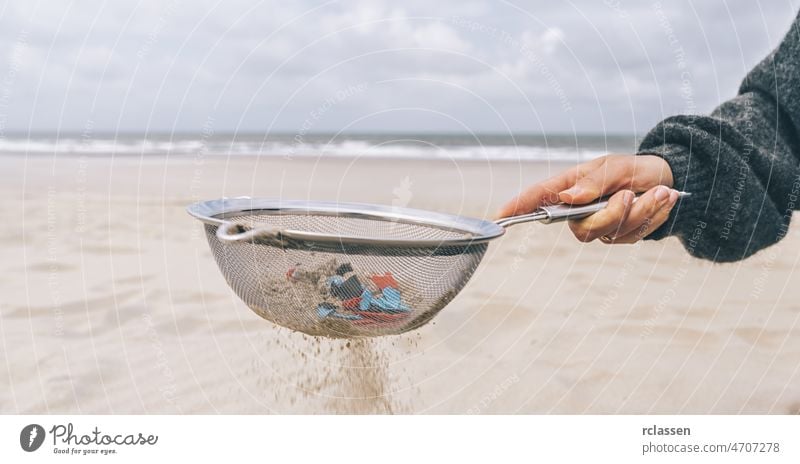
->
<box><xmin>370</xmin><ymin>272</ymin><xmax>398</xmax><ymax>290</ymax></box>
<box><xmin>342</xmin><ymin>297</ymin><xmax>362</xmax><ymax>309</ymax></box>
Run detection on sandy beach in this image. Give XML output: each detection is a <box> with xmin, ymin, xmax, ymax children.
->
<box><xmin>2</xmin><ymin>153</ymin><xmax>799</xmax><ymax>414</ymax></box>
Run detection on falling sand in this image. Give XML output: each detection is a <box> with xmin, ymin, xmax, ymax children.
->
<box><xmin>326</xmin><ymin>339</ymin><xmax>397</xmax><ymax>414</ymax></box>
<box><xmin>258</xmin><ymin>327</ymin><xmax>419</xmax><ymax>414</ymax></box>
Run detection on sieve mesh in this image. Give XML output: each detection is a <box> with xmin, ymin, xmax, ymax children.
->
<box><xmin>203</xmin><ymin>209</ymin><xmax>488</xmax><ymax>338</ymax></box>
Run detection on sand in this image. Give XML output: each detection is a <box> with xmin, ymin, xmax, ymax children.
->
<box><xmin>2</xmin><ymin>153</ymin><xmax>800</xmax><ymax>414</ymax></box>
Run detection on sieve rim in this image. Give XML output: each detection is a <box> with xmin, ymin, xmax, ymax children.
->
<box><xmin>186</xmin><ymin>197</ymin><xmax>505</xmax><ymax>248</ymax></box>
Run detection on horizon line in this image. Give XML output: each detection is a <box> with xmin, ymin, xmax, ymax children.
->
<box><xmin>1</xmin><ymin>130</ymin><xmax>644</xmax><ymax>137</ymax></box>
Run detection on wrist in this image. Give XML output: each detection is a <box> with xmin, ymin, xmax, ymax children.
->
<box><xmin>636</xmin><ymin>153</ymin><xmax>675</xmax><ymax>188</ymax></box>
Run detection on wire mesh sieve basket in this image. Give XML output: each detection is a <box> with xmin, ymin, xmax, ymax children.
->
<box><xmin>188</xmin><ymin>198</ymin><xmax>502</xmax><ymax>338</ymax></box>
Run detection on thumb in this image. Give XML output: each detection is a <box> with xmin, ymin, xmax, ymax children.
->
<box><xmin>558</xmin><ymin>169</ymin><xmax>614</xmax><ymax>204</ymax></box>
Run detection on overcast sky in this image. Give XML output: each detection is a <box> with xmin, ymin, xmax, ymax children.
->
<box><xmin>0</xmin><ymin>0</ymin><xmax>797</xmax><ymax>134</ymax></box>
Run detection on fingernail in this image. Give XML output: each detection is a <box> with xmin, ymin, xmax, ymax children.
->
<box><xmin>654</xmin><ymin>186</ymin><xmax>669</xmax><ymax>203</ymax></box>
<box><xmin>668</xmin><ymin>189</ymin><xmax>679</xmax><ymax>204</ymax></box>
<box><xmin>622</xmin><ymin>190</ymin><xmax>635</xmax><ymax>205</ymax></box>
<box><xmin>561</xmin><ymin>185</ymin><xmax>583</xmax><ymax>198</ymax></box>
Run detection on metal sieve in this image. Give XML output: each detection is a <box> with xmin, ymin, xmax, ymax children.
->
<box><xmin>187</xmin><ymin>193</ymin><xmax>688</xmax><ymax>338</ymax></box>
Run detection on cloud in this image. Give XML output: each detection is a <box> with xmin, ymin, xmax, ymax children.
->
<box><xmin>0</xmin><ymin>0</ymin><xmax>797</xmax><ymax>133</ymax></box>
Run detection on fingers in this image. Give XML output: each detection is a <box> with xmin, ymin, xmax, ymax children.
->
<box><xmin>496</xmin><ymin>165</ymin><xmax>582</xmax><ymax>218</ymax></box>
<box><xmin>558</xmin><ymin>154</ymin><xmax>641</xmax><ymax>204</ymax></box>
<box><xmin>496</xmin><ymin>154</ymin><xmax>675</xmax><ymax>222</ymax></box>
<box><xmin>495</xmin><ymin>156</ymin><xmax>610</xmax><ymax>218</ymax></box>
<box><xmin>567</xmin><ymin>190</ymin><xmax>635</xmax><ymax>242</ymax></box>
<box><xmin>600</xmin><ymin>186</ymin><xmax>679</xmax><ymax>244</ymax></box>
<box><xmin>559</xmin><ymin>157</ymin><xmax>632</xmax><ymax>204</ymax></box>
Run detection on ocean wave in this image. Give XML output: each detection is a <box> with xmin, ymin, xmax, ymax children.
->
<box><xmin>0</xmin><ymin>136</ymin><xmax>610</xmax><ymax>161</ymax></box>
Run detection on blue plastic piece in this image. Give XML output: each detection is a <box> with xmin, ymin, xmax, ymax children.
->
<box><xmin>356</xmin><ymin>287</ymin><xmax>410</xmax><ymax>313</ymax></box>
<box><xmin>372</xmin><ymin>287</ymin><xmax>410</xmax><ymax>312</ymax></box>
<box><xmin>359</xmin><ymin>289</ymin><xmax>373</xmax><ymax>311</ymax></box>
<box><xmin>316</xmin><ymin>303</ymin><xmax>362</xmax><ymax>320</ymax></box>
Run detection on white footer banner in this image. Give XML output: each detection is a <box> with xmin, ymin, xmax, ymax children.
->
<box><xmin>0</xmin><ymin>415</ymin><xmax>796</xmax><ymax>463</ymax></box>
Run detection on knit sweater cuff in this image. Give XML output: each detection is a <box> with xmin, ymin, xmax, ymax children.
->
<box><xmin>636</xmin><ymin>143</ymin><xmax>711</xmax><ymax>241</ymax></box>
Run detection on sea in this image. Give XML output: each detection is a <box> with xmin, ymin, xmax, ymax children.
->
<box><xmin>0</xmin><ymin>133</ymin><xmax>641</xmax><ymax>161</ymax></box>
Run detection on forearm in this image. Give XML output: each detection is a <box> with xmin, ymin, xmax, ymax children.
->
<box><xmin>639</xmin><ymin>102</ymin><xmax>800</xmax><ymax>261</ymax></box>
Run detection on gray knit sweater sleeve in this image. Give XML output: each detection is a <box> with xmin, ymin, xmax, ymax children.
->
<box><xmin>636</xmin><ymin>11</ymin><xmax>800</xmax><ymax>262</ymax></box>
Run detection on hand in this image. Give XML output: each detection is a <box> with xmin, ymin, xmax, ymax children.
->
<box><xmin>497</xmin><ymin>154</ymin><xmax>679</xmax><ymax>244</ymax></box>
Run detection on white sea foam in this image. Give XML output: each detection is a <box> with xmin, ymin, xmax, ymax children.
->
<box><xmin>0</xmin><ymin>135</ymin><xmax>626</xmax><ymax>161</ymax></box>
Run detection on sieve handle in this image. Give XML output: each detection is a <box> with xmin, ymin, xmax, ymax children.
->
<box><xmin>495</xmin><ymin>191</ymin><xmax>691</xmax><ymax>227</ymax></box>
